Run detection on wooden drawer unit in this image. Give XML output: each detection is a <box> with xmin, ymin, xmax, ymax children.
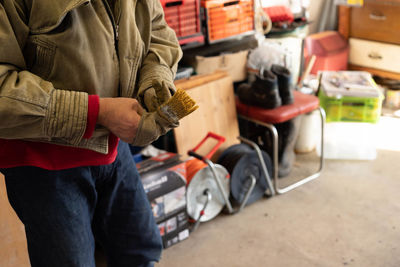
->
<box><xmin>339</xmin><ymin>0</ymin><xmax>400</xmax><ymax>80</ymax></box>
<box><xmin>349</xmin><ymin>38</ymin><xmax>400</xmax><ymax>73</ymax></box>
<box><xmin>350</xmin><ymin>1</ymin><xmax>400</xmax><ymax>45</ymax></box>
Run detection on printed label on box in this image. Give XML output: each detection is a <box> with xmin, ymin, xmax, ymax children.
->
<box><xmin>166</xmin><ymin>217</ymin><xmax>178</xmax><ymax>234</ymax></box>
<box><xmin>179</xmin><ymin>229</ymin><xmax>189</xmax><ymax>241</ymax></box>
<box><xmin>158</xmin><ymin>222</ymin><xmax>166</xmax><ymax>237</ymax></box>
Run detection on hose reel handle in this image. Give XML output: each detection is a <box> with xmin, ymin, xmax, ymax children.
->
<box><xmin>188</xmin><ymin>132</ymin><xmax>226</xmax><ymax>160</ymax></box>
<box><xmin>188</xmin><ymin>150</ymin><xmax>206</xmax><ymax>161</ymax></box>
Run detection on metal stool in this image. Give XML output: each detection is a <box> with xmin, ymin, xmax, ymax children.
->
<box><xmin>236</xmin><ymin>91</ymin><xmax>326</xmax><ymax>194</ymax></box>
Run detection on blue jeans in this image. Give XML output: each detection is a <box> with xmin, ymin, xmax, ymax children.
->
<box><xmin>1</xmin><ymin>142</ymin><xmax>162</xmax><ymax>267</ymax></box>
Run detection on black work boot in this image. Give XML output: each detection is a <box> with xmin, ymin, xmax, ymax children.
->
<box><xmin>271</xmin><ymin>64</ymin><xmax>294</xmax><ymax>105</ymax></box>
<box><xmin>237</xmin><ymin>70</ymin><xmax>281</xmax><ymax>109</ymax></box>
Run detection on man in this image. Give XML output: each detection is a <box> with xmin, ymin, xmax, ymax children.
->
<box><xmin>0</xmin><ymin>0</ymin><xmax>182</xmax><ymax>266</ymax></box>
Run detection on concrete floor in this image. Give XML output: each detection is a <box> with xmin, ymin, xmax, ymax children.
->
<box><xmin>155</xmin><ymin>116</ymin><xmax>400</xmax><ymax>267</ymax></box>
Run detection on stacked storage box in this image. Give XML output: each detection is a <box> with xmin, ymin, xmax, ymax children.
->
<box><xmin>202</xmin><ymin>0</ymin><xmax>254</xmax><ymax>43</ymax></box>
<box><xmin>317</xmin><ymin>71</ymin><xmax>384</xmax><ymax>160</ymax></box>
<box><xmin>318</xmin><ymin>71</ymin><xmax>383</xmax><ymax>123</ymax></box>
<box><xmin>160</xmin><ymin>0</ymin><xmax>205</xmax><ymax>46</ymax></box>
<box><xmin>137</xmin><ymin>153</ymin><xmax>190</xmax><ymax>248</ymax></box>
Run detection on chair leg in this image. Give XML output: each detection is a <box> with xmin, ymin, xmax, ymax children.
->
<box><xmin>238</xmin><ymin>106</ymin><xmax>325</xmax><ymax>194</ymax></box>
<box><xmin>273</xmin><ymin>107</ymin><xmax>326</xmax><ymax>194</ymax></box>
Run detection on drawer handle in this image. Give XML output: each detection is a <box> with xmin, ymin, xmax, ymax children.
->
<box><xmin>369</xmin><ymin>13</ymin><xmax>387</xmax><ymax>21</ymax></box>
<box><xmin>368</xmin><ymin>53</ymin><xmax>383</xmax><ymax>60</ymax></box>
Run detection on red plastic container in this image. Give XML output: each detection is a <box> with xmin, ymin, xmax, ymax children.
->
<box><xmin>202</xmin><ymin>0</ymin><xmax>254</xmax><ymax>43</ymax></box>
<box><xmin>263</xmin><ymin>5</ymin><xmax>294</xmax><ymax>23</ymax></box>
<box><xmin>160</xmin><ymin>0</ymin><xmax>204</xmax><ymax>46</ymax></box>
<box><xmin>304</xmin><ymin>31</ymin><xmax>349</xmax><ymax>75</ymax></box>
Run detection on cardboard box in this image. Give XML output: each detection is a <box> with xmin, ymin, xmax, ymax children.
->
<box><xmin>194</xmin><ymin>50</ymin><xmax>248</xmax><ymax>82</ymax></box>
<box><xmin>137</xmin><ymin>153</ymin><xmax>190</xmax><ymax>248</ymax></box>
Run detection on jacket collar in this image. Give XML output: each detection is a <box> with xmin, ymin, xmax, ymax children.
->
<box><xmin>29</xmin><ymin>0</ymin><xmax>90</xmax><ymax>34</ymax></box>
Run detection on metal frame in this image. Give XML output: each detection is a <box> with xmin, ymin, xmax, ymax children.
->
<box><xmin>203</xmin><ymin>159</ymin><xmax>234</xmax><ymax>213</ymax></box>
<box><xmin>188</xmin><ymin>135</ymin><xmax>274</xmax><ymax>224</ymax></box>
<box><xmin>187</xmin><ymin>107</ymin><xmax>325</xmax><ymax>232</ymax></box>
<box><xmin>202</xmin><ymin>136</ymin><xmax>276</xmax><ymax>213</ymax></box>
<box><xmin>238</xmin><ymin>136</ymin><xmax>276</xmax><ymax>197</ymax></box>
<box><xmin>191</xmin><ymin>158</ymin><xmax>255</xmax><ymax>216</ymax></box>
<box><xmin>192</xmin><ymin>189</ymin><xmax>212</xmax><ymax>232</ymax></box>
<box><xmin>187</xmin><ymin>158</ymin><xmax>233</xmax><ymax>233</ymax></box>
<box><xmin>239</xmin><ymin>107</ymin><xmax>326</xmax><ymax>194</ymax></box>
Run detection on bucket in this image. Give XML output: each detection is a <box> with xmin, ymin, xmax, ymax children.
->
<box><xmin>295</xmin><ymin>109</ymin><xmax>320</xmax><ymax>153</ymax></box>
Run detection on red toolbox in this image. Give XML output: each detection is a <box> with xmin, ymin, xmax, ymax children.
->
<box><xmin>202</xmin><ymin>0</ymin><xmax>254</xmax><ymax>43</ymax></box>
<box><xmin>160</xmin><ymin>0</ymin><xmax>205</xmax><ymax>46</ymax></box>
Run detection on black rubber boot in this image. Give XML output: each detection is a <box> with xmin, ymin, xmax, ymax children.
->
<box><xmin>277</xmin><ymin>116</ymin><xmax>301</xmax><ymax>177</ymax></box>
<box><xmin>271</xmin><ymin>64</ymin><xmax>294</xmax><ymax>105</ymax></box>
<box><xmin>238</xmin><ymin>116</ymin><xmax>301</xmax><ymax>178</ymax></box>
<box><xmin>237</xmin><ymin>70</ymin><xmax>281</xmax><ymax>109</ymax></box>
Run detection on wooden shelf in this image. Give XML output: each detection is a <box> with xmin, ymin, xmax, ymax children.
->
<box><xmin>349</xmin><ymin>64</ymin><xmax>400</xmax><ymax>80</ymax></box>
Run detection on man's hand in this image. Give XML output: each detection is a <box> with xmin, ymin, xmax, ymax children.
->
<box><xmin>97</xmin><ymin>97</ymin><xmax>143</xmax><ymax>143</ymax></box>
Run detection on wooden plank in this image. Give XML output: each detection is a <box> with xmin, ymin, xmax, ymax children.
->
<box><xmin>173</xmin><ymin>74</ymin><xmax>240</xmax><ymax>161</ymax></box>
<box><xmin>338</xmin><ymin>5</ymin><xmax>351</xmax><ymax>39</ymax></box>
<box><xmin>0</xmin><ymin>174</ymin><xmax>29</xmax><ymax>267</ymax></box>
<box><xmin>174</xmin><ymin>71</ymin><xmax>228</xmax><ymax>90</ymax></box>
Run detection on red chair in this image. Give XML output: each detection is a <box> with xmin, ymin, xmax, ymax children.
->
<box><xmin>236</xmin><ymin>91</ymin><xmax>326</xmax><ymax>194</ymax></box>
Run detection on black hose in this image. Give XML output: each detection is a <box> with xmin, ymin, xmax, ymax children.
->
<box><xmin>217</xmin><ymin>143</ymin><xmax>273</xmax><ymax>205</ymax></box>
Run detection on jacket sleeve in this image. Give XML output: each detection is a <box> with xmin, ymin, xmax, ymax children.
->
<box><xmin>0</xmin><ymin>1</ymin><xmax>88</xmax><ymax>145</ymax></box>
<box><xmin>136</xmin><ymin>0</ymin><xmax>183</xmax><ymax>107</ymax></box>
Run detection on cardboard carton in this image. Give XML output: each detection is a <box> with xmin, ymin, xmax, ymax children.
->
<box><xmin>137</xmin><ymin>153</ymin><xmax>190</xmax><ymax>248</ymax></box>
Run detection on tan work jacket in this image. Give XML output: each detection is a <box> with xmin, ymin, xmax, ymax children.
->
<box><xmin>0</xmin><ymin>0</ymin><xmax>182</xmax><ymax>153</ymax></box>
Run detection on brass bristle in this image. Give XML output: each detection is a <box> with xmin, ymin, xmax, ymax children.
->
<box><xmin>161</xmin><ymin>89</ymin><xmax>198</xmax><ymax>119</ymax></box>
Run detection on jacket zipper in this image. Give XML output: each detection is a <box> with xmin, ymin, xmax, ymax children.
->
<box><xmin>102</xmin><ymin>0</ymin><xmax>120</xmax><ymax>56</ymax></box>
<box><xmin>115</xmin><ymin>0</ymin><xmax>122</xmax><ymax>41</ymax></box>
<box><xmin>101</xmin><ymin>0</ymin><xmax>122</xmax><ymax>96</ymax></box>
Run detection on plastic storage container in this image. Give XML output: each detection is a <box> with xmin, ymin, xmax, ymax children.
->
<box><xmin>316</xmin><ymin>122</ymin><xmax>378</xmax><ymax>160</ymax></box>
<box><xmin>318</xmin><ymin>71</ymin><xmax>384</xmax><ymax>123</ymax></box>
<box><xmin>319</xmin><ymin>90</ymin><xmax>383</xmax><ymax>123</ymax></box>
<box><xmin>295</xmin><ymin>110</ymin><xmax>321</xmax><ymax>153</ymax></box>
<box><xmin>160</xmin><ymin>0</ymin><xmax>205</xmax><ymax>46</ymax></box>
<box><xmin>263</xmin><ymin>5</ymin><xmax>294</xmax><ymax>23</ymax></box>
<box><xmin>304</xmin><ymin>31</ymin><xmax>349</xmax><ymax>75</ymax></box>
<box><xmin>202</xmin><ymin>0</ymin><xmax>254</xmax><ymax>43</ymax></box>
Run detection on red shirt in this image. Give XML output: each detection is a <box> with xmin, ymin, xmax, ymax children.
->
<box><xmin>0</xmin><ymin>95</ymin><xmax>119</xmax><ymax>170</ymax></box>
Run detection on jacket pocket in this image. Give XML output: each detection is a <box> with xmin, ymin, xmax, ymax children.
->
<box><xmin>24</xmin><ymin>37</ymin><xmax>56</xmax><ymax>80</ymax></box>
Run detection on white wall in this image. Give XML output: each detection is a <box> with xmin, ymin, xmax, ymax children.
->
<box><xmin>308</xmin><ymin>0</ymin><xmax>325</xmax><ymax>34</ymax></box>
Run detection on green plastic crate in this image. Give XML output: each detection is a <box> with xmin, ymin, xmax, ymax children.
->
<box><xmin>318</xmin><ymin>71</ymin><xmax>384</xmax><ymax>123</ymax></box>
<box><xmin>318</xmin><ymin>85</ymin><xmax>383</xmax><ymax>123</ymax></box>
